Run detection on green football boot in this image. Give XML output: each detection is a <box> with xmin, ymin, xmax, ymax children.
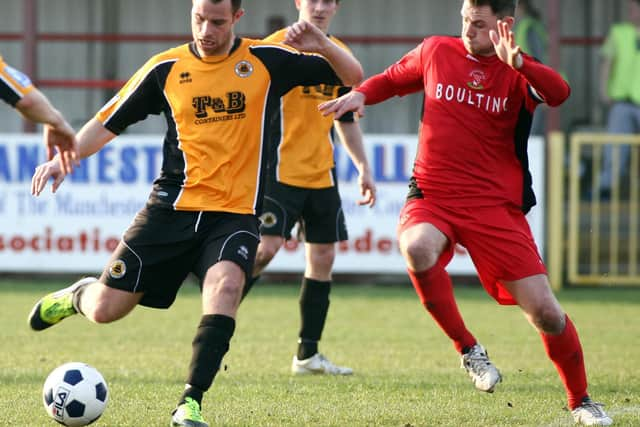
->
<box><xmin>171</xmin><ymin>397</ymin><xmax>208</xmax><ymax>427</ymax></box>
<box><xmin>28</xmin><ymin>277</ymin><xmax>96</xmax><ymax>331</ymax></box>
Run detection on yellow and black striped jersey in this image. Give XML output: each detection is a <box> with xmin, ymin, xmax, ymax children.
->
<box><xmin>0</xmin><ymin>56</ymin><xmax>34</xmax><ymax>107</ymax></box>
<box><xmin>263</xmin><ymin>29</ymin><xmax>354</xmax><ymax>189</ymax></box>
<box><xmin>96</xmin><ymin>38</ymin><xmax>342</xmax><ymax>214</ymax></box>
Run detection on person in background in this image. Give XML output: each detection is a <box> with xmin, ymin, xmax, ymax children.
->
<box><xmin>0</xmin><ymin>55</ymin><xmax>78</xmax><ymax>173</ymax></box>
<box><xmin>242</xmin><ymin>0</ymin><xmax>376</xmax><ymax>376</ymax></box>
<box><xmin>599</xmin><ymin>0</ymin><xmax>640</xmax><ymax>198</ymax></box>
<box><xmin>320</xmin><ymin>1</ymin><xmax>612</xmax><ymax>425</ymax></box>
<box><xmin>26</xmin><ymin>0</ymin><xmax>363</xmax><ymax>426</ymax></box>
<box><xmin>514</xmin><ymin>0</ymin><xmax>548</xmax><ymax>135</ymax></box>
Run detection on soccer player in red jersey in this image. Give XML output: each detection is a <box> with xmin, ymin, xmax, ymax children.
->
<box><xmin>320</xmin><ymin>1</ymin><xmax>612</xmax><ymax>425</ymax></box>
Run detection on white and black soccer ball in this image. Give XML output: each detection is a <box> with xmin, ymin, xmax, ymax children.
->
<box><xmin>42</xmin><ymin>362</ymin><xmax>109</xmax><ymax>426</ymax></box>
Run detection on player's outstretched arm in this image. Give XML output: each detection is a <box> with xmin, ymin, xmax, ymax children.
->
<box><xmin>31</xmin><ymin>118</ymin><xmax>116</xmax><ymax>196</ymax></box>
<box><xmin>15</xmin><ymin>88</ymin><xmax>80</xmax><ymax>174</ymax></box>
<box><xmin>319</xmin><ymin>91</ymin><xmax>366</xmax><ymax>119</ymax></box>
<box><xmin>490</xmin><ymin>19</ymin><xmax>569</xmax><ymax>106</ymax></box>
<box><xmin>335</xmin><ymin>121</ymin><xmax>376</xmax><ymax>207</ymax></box>
<box><xmin>284</xmin><ymin>20</ymin><xmax>363</xmax><ymax>86</ymax></box>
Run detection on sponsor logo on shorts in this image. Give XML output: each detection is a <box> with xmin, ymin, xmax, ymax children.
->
<box><xmin>234</xmin><ymin>60</ymin><xmax>253</xmax><ymax>78</ymax></box>
<box><xmin>259</xmin><ymin>212</ymin><xmax>277</xmax><ymax>228</ymax></box>
<box><xmin>237</xmin><ymin>245</ymin><xmax>249</xmax><ymax>260</ymax></box>
<box><xmin>399</xmin><ymin>213</ymin><xmax>410</xmax><ymax>226</ymax></box>
<box><xmin>109</xmin><ymin>259</ymin><xmax>127</xmax><ymax>279</ymax></box>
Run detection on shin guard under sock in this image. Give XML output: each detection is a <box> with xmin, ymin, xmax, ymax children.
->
<box><xmin>408</xmin><ymin>265</ymin><xmax>476</xmax><ymax>354</ymax></box>
<box><xmin>297</xmin><ymin>278</ymin><xmax>330</xmax><ymax>359</ymax></box>
<box><xmin>181</xmin><ymin>314</ymin><xmax>236</xmax><ymax>406</ymax></box>
<box><xmin>540</xmin><ymin>315</ymin><xmax>588</xmax><ymax>409</ymax></box>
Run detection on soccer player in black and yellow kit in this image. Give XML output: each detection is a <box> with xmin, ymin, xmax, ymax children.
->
<box><xmin>242</xmin><ymin>0</ymin><xmax>375</xmax><ymax>376</ymax></box>
<box><xmin>26</xmin><ymin>0</ymin><xmax>363</xmax><ymax>426</ymax></box>
<box><xmin>0</xmin><ymin>55</ymin><xmax>78</xmax><ymax>173</ymax></box>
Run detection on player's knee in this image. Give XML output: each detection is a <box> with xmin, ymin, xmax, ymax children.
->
<box><xmin>531</xmin><ymin>305</ymin><xmax>566</xmax><ymax>334</ymax></box>
<box><xmin>308</xmin><ymin>246</ymin><xmax>335</xmax><ymax>271</ymax></box>
<box><xmin>400</xmin><ymin>238</ymin><xmax>438</xmax><ymax>270</ymax></box>
<box><xmin>213</xmin><ymin>276</ymin><xmax>244</xmax><ymax>300</ymax></box>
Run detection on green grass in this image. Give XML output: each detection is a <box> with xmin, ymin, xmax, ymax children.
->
<box><xmin>1</xmin><ymin>279</ymin><xmax>638</xmax><ymax>426</ymax></box>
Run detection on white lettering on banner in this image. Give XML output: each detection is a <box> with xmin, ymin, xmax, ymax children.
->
<box><xmin>0</xmin><ymin>134</ymin><xmax>545</xmax><ymax>275</ymax></box>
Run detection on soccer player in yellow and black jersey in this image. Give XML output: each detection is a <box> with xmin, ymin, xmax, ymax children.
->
<box><xmin>242</xmin><ymin>0</ymin><xmax>375</xmax><ymax>376</ymax></box>
<box><xmin>26</xmin><ymin>1</ymin><xmax>363</xmax><ymax>426</ymax></box>
<box><xmin>0</xmin><ymin>55</ymin><xmax>78</xmax><ymax>173</ymax></box>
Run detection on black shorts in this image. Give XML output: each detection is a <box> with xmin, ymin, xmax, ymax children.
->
<box><xmin>259</xmin><ymin>179</ymin><xmax>348</xmax><ymax>244</ymax></box>
<box><xmin>99</xmin><ymin>205</ymin><xmax>260</xmax><ymax>309</ymax></box>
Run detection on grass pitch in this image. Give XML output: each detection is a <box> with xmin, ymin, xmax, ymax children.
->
<box><xmin>0</xmin><ymin>279</ymin><xmax>638</xmax><ymax>426</ymax></box>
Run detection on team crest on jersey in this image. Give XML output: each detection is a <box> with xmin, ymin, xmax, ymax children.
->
<box><xmin>259</xmin><ymin>212</ymin><xmax>277</xmax><ymax>228</ymax></box>
<box><xmin>109</xmin><ymin>259</ymin><xmax>127</xmax><ymax>279</ymax></box>
<box><xmin>234</xmin><ymin>60</ymin><xmax>253</xmax><ymax>78</ymax></box>
<box><xmin>467</xmin><ymin>69</ymin><xmax>486</xmax><ymax>90</ymax></box>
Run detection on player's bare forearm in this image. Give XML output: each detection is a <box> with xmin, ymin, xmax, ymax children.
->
<box><xmin>75</xmin><ymin>118</ymin><xmax>118</xmax><ymax>159</ymax></box>
<box><xmin>335</xmin><ymin>121</ymin><xmax>376</xmax><ymax>207</ymax></box>
<box><xmin>16</xmin><ymin>89</ymin><xmax>65</xmax><ymax>127</ymax></box>
<box><xmin>316</xmin><ymin>39</ymin><xmax>363</xmax><ymax>87</ymax></box>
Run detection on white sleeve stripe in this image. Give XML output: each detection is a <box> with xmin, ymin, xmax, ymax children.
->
<box><xmin>250</xmin><ymin>44</ymin><xmax>323</xmax><ymax>58</ymax></box>
<box><xmin>528</xmin><ymin>84</ymin><xmax>545</xmax><ymax>103</ymax></box>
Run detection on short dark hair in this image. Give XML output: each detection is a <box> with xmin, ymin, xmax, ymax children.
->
<box><xmin>207</xmin><ymin>0</ymin><xmax>242</xmax><ymax>13</ymax></box>
<box><xmin>466</xmin><ymin>0</ymin><xmax>517</xmax><ymax>18</ymax></box>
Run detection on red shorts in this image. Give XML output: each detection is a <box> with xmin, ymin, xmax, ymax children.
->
<box><xmin>398</xmin><ymin>199</ymin><xmax>547</xmax><ymax>305</ymax></box>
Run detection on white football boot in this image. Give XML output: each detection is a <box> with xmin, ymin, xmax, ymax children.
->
<box><xmin>291</xmin><ymin>353</ymin><xmax>353</xmax><ymax>375</ymax></box>
<box><xmin>461</xmin><ymin>343</ymin><xmax>502</xmax><ymax>393</ymax></box>
<box><xmin>571</xmin><ymin>397</ymin><xmax>613</xmax><ymax>426</ymax></box>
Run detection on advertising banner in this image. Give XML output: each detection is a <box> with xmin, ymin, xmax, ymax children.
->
<box><xmin>0</xmin><ymin>133</ymin><xmax>544</xmax><ymax>274</ymax></box>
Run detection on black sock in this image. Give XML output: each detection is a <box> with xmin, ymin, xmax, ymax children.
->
<box><xmin>297</xmin><ymin>278</ymin><xmax>330</xmax><ymax>360</ymax></box>
<box><xmin>240</xmin><ymin>275</ymin><xmax>260</xmax><ymax>301</ymax></box>
<box><xmin>297</xmin><ymin>338</ymin><xmax>318</xmax><ymax>360</ymax></box>
<box><xmin>180</xmin><ymin>385</ymin><xmax>204</xmax><ymax>407</ymax></box>
<box><xmin>180</xmin><ymin>314</ymin><xmax>235</xmax><ymax>407</ymax></box>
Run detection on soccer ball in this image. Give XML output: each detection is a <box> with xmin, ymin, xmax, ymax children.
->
<box><xmin>42</xmin><ymin>362</ymin><xmax>109</xmax><ymax>426</ymax></box>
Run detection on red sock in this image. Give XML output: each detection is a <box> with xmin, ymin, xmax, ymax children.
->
<box><xmin>540</xmin><ymin>315</ymin><xmax>588</xmax><ymax>409</ymax></box>
<box><xmin>408</xmin><ymin>265</ymin><xmax>476</xmax><ymax>354</ymax></box>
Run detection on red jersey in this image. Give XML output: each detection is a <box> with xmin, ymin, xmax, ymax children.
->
<box><xmin>357</xmin><ymin>36</ymin><xmax>570</xmax><ymax>213</ymax></box>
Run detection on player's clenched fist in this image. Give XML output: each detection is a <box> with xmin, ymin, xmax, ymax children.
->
<box><xmin>283</xmin><ymin>20</ymin><xmax>328</xmax><ymax>52</ymax></box>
